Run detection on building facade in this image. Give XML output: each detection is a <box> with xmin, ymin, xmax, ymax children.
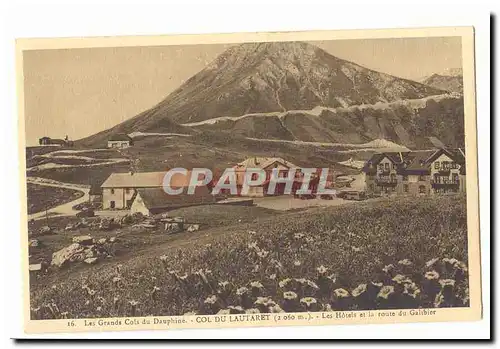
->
<box><xmin>107</xmin><ymin>134</ymin><xmax>133</xmax><ymax>149</ymax></box>
<box><xmin>362</xmin><ymin>148</ymin><xmax>466</xmax><ymax>196</ymax></box>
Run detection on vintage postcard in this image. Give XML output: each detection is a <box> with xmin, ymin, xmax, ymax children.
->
<box><xmin>17</xmin><ymin>27</ymin><xmax>481</xmax><ymax>334</ymax></box>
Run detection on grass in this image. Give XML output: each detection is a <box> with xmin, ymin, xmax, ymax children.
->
<box><xmin>29</xmin><ymin>194</ymin><xmax>468</xmax><ymax>319</ymax></box>
<box><xmin>26</xmin><ymin>184</ymin><xmax>84</xmax><ymax>214</ymax></box>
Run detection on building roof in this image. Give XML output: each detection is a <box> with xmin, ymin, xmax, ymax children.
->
<box><xmin>235</xmin><ymin>157</ymin><xmax>298</xmax><ymax>170</ymax></box>
<box><xmin>101</xmin><ymin>171</ymin><xmax>192</xmax><ymax>188</ymax></box>
<box><xmin>362</xmin><ymin>148</ymin><xmax>466</xmax><ymax>175</ymax></box>
<box><xmin>136</xmin><ymin>186</ymin><xmax>215</xmax><ymax>210</ymax></box>
<box><xmin>109</xmin><ymin>133</ymin><xmax>132</xmax><ymax>142</ymax></box>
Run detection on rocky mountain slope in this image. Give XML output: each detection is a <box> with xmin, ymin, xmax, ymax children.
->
<box><xmin>421</xmin><ymin>73</ymin><xmax>463</xmax><ymax>94</ymax></box>
<box><xmin>78</xmin><ymin>41</ymin><xmax>464</xmax><ymax>149</ymax></box>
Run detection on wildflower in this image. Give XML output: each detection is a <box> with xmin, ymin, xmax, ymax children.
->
<box><xmin>352</xmin><ymin>284</ymin><xmax>367</xmax><ymax>297</ymax></box>
<box><xmin>327</xmin><ymin>273</ymin><xmax>337</xmax><ymax>283</ymax></box>
<box><xmin>152</xmin><ymin>286</ymin><xmax>160</xmax><ymax>292</ymax></box>
<box><xmin>51</xmin><ymin>285</ymin><xmax>57</xmax><ymax>290</ymax></box>
<box><xmin>351</xmin><ymin>246</ymin><xmax>361</xmax><ymax>252</ymax></box>
<box><xmin>84</xmin><ymin>300</ymin><xmax>90</xmax><ymax>305</ymax></box>
<box><xmin>293</xmin><ymin>260</ymin><xmax>302</xmax><ymax>266</ymax></box>
<box><xmin>151</xmin><ymin>276</ymin><xmax>157</xmax><ymax>281</ymax></box>
<box><xmin>257</xmin><ymin>250</ymin><xmax>269</xmax><ymax>258</ymax></box>
<box><xmin>322</xmin><ymin>304</ymin><xmax>333</xmax><ymax>312</ymax></box>
<box><xmin>295</xmin><ymin>278</ymin><xmax>307</xmax><ymax>285</ymax></box>
<box><xmin>236</xmin><ymin>287</ymin><xmax>249</xmax><ymax>296</ymax></box>
<box><xmin>204</xmin><ymin>295</ymin><xmax>217</xmax><ymax>304</ymax></box>
<box><xmin>294</xmin><ymin>233</ymin><xmax>305</xmax><ymax>239</ymax></box>
<box><xmin>113</xmin><ymin>296</ymin><xmax>120</xmax><ymax>305</ymax></box>
<box><xmin>205</xmin><ymin>244</ymin><xmax>212</xmax><ymax>248</ymax></box>
<box><xmin>247</xmin><ymin>242</ymin><xmax>258</xmax><ymax>250</ymax></box>
<box><xmin>96</xmin><ymin>306</ymin><xmax>102</xmax><ymax>312</ymax></box>
<box><xmin>283</xmin><ymin>291</ymin><xmax>298</xmax><ymax>300</ymax></box>
<box><xmin>382</xmin><ymin>264</ymin><xmax>395</xmax><ymax>273</ymax></box>
<box><xmin>252</xmin><ymin>265</ymin><xmax>260</xmax><ymax>273</ymax></box>
<box><xmin>371</xmin><ymin>281</ymin><xmax>383</xmax><ymax>288</ymax></box>
<box><xmin>248</xmin><ymin>230</ymin><xmax>257</xmax><ymax>236</ymax></box>
<box><xmin>178</xmin><ymin>273</ymin><xmax>188</xmax><ymax>281</ymax></box>
<box><xmin>112</xmin><ymin>276</ymin><xmax>121</xmax><ymax>284</ymax></box>
<box><xmin>269</xmin><ymin>304</ymin><xmax>285</xmax><ymax>313</ymax></box>
<box><xmin>159</xmin><ymin>255</ymin><xmax>168</xmax><ymax>262</ymax></box>
<box><xmin>228</xmin><ymin>305</ymin><xmax>244</xmax><ymax>313</ymax></box>
<box><xmin>204</xmin><ymin>269</ymin><xmax>212</xmax><ymax>275</ymax></box>
<box><xmin>60</xmin><ymin>311</ymin><xmax>69</xmax><ymax>318</ymax></box>
<box><xmin>425</xmin><ymin>257</ymin><xmax>440</xmax><ymax>268</ymax></box>
<box><xmin>218</xmin><ymin>281</ymin><xmax>230</xmax><ymax>288</ymax></box>
<box><xmin>306</xmin><ymin>280</ymin><xmax>320</xmax><ymax>289</ymax></box>
<box><xmin>97</xmin><ymin>296</ymin><xmax>106</xmax><ymax>304</ymax></box>
<box><xmin>300</xmin><ymin>297</ymin><xmax>317</xmax><ymax>306</ymax></box>
<box><xmin>398</xmin><ymin>259</ymin><xmax>413</xmax><ymax>266</ymax></box>
<box><xmin>316</xmin><ymin>265</ymin><xmax>328</xmax><ymax>275</ymax></box>
<box><xmin>88</xmin><ymin>289</ymin><xmax>97</xmax><ymax>297</ymax></box>
<box><xmin>439</xmin><ymin>279</ymin><xmax>456</xmax><ymax>288</ymax></box>
<box><xmin>254</xmin><ymin>297</ymin><xmax>275</xmax><ymax>306</ymax></box>
<box><xmin>116</xmin><ymin>264</ymin><xmax>123</xmax><ymax>273</ymax></box>
<box><xmin>434</xmin><ymin>292</ymin><xmax>445</xmax><ymax>307</ymax></box>
<box><xmin>454</xmin><ymin>261</ymin><xmax>468</xmax><ymax>272</ymax></box>
<box><xmin>245</xmin><ymin>308</ymin><xmax>260</xmax><ymax>314</ymax></box>
<box><xmin>443</xmin><ymin>257</ymin><xmax>459</xmax><ymax>265</ymax></box>
<box><xmin>403</xmin><ymin>283</ymin><xmax>421</xmax><ymax>298</ymax></box>
<box><xmin>279</xmin><ymin>278</ymin><xmax>292</xmax><ymax>288</ymax></box>
<box><xmin>305</xmin><ymin>237</ymin><xmax>314</xmax><ymax>244</ymax></box>
<box><xmin>128</xmin><ymin>300</ymin><xmax>139</xmax><ymax>307</ymax></box>
<box><xmin>250</xmin><ymin>281</ymin><xmax>264</xmax><ymax>289</ymax></box>
<box><xmin>377</xmin><ymin>286</ymin><xmax>395</xmax><ymax>300</ymax></box>
<box><xmin>268</xmin><ymin>273</ymin><xmax>277</xmax><ymax>280</ymax></box>
<box><xmin>392</xmin><ymin>274</ymin><xmax>411</xmax><ymax>284</ymax></box>
<box><xmin>216</xmin><ymin>309</ymin><xmax>231</xmax><ymax>315</ymax></box>
<box><xmin>333</xmin><ymin>288</ymin><xmax>350</xmax><ymax>299</ymax></box>
<box><xmin>424</xmin><ymin>271</ymin><xmax>440</xmax><ymax>280</ymax></box>
<box><xmin>184</xmin><ymin>311</ymin><xmax>197</xmax><ymax>316</ymax></box>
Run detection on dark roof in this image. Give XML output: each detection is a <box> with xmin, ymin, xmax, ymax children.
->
<box><xmin>361</xmin><ymin>152</ymin><xmax>410</xmax><ymax>173</ymax></box>
<box><xmin>109</xmin><ymin>134</ymin><xmax>132</xmax><ymax>142</ymax></box>
<box><xmin>136</xmin><ymin>186</ymin><xmax>216</xmax><ymax>210</ymax></box>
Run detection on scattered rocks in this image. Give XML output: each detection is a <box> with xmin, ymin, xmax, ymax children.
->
<box><xmin>37</xmin><ymin>226</ymin><xmax>52</xmax><ymax>236</ymax></box>
<box><xmin>187</xmin><ymin>224</ymin><xmax>200</xmax><ymax>232</ymax></box>
<box><xmin>51</xmin><ymin>243</ymin><xmax>85</xmax><ymax>267</ymax></box>
<box><xmin>164</xmin><ymin>222</ymin><xmax>183</xmax><ymax>234</ymax></box>
<box><xmin>97</xmin><ymin>238</ymin><xmax>107</xmax><ymax>245</ymax></box>
<box><xmin>28</xmin><ymin>239</ymin><xmax>40</xmax><ymax>248</ymax></box>
<box><xmin>72</xmin><ymin>235</ymin><xmax>94</xmax><ymax>245</ymax></box>
<box><xmin>29</xmin><ymin>263</ymin><xmax>42</xmax><ymax>272</ymax></box>
<box><xmin>84</xmin><ymin>257</ymin><xmax>98</xmax><ymax>265</ymax></box>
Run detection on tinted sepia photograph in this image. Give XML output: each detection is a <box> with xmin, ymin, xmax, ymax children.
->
<box><xmin>18</xmin><ymin>27</ymin><xmax>481</xmax><ymax>333</ymax></box>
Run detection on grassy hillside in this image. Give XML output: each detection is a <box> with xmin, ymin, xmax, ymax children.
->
<box><xmin>27</xmin><ymin>184</ymin><xmax>84</xmax><ymax>214</ymax></box>
<box><xmin>30</xmin><ymin>195</ymin><xmax>468</xmax><ymax>319</ymax></box>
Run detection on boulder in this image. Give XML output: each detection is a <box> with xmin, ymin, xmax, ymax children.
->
<box><xmin>38</xmin><ymin>226</ymin><xmax>52</xmax><ymax>236</ymax></box>
<box><xmin>51</xmin><ymin>243</ymin><xmax>85</xmax><ymax>267</ymax></box>
<box><xmin>84</xmin><ymin>247</ymin><xmax>96</xmax><ymax>259</ymax></box>
<box><xmin>165</xmin><ymin>222</ymin><xmax>183</xmax><ymax>234</ymax></box>
<box><xmin>29</xmin><ymin>264</ymin><xmax>42</xmax><ymax>272</ymax></box>
<box><xmin>72</xmin><ymin>235</ymin><xmax>94</xmax><ymax>245</ymax></box>
<box><xmin>84</xmin><ymin>257</ymin><xmax>98</xmax><ymax>265</ymax></box>
<box><xmin>97</xmin><ymin>238</ymin><xmax>107</xmax><ymax>245</ymax></box>
<box><xmin>28</xmin><ymin>239</ymin><xmax>40</xmax><ymax>248</ymax></box>
<box><xmin>187</xmin><ymin>224</ymin><xmax>200</xmax><ymax>232</ymax></box>
<box><xmin>109</xmin><ymin>237</ymin><xmax>117</xmax><ymax>243</ymax></box>
<box><xmin>99</xmin><ymin>219</ymin><xmax>111</xmax><ymax>231</ymax></box>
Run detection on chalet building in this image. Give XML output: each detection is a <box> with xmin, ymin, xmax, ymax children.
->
<box><xmin>362</xmin><ymin>148</ymin><xmax>466</xmax><ymax>196</ymax></box>
<box><xmin>130</xmin><ymin>186</ymin><xmax>215</xmax><ymax>216</ymax></box>
<box><xmin>231</xmin><ymin>157</ymin><xmax>299</xmax><ymax>197</ymax></box>
<box><xmin>100</xmin><ymin>170</ymin><xmax>197</xmax><ymax>210</ymax></box>
<box><xmin>38</xmin><ymin>136</ymin><xmax>73</xmax><ymax>147</ymax></box>
<box><xmin>107</xmin><ymin>134</ymin><xmax>133</xmax><ymax>149</ymax></box>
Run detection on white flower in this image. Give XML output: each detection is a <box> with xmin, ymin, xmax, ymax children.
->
<box><xmin>382</xmin><ymin>264</ymin><xmax>395</xmax><ymax>273</ymax></box>
<box><xmin>293</xmin><ymin>260</ymin><xmax>302</xmax><ymax>266</ymax></box>
<box><xmin>245</xmin><ymin>308</ymin><xmax>260</xmax><ymax>314</ymax></box>
<box><xmin>425</xmin><ymin>257</ymin><xmax>440</xmax><ymax>268</ymax></box>
<box><xmin>216</xmin><ymin>309</ymin><xmax>231</xmax><ymax>315</ymax></box>
<box><xmin>236</xmin><ymin>287</ymin><xmax>249</xmax><ymax>295</ymax></box>
<box><xmin>300</xmin><ymin>297</ymin><xmax>317</xmax><ymax>306</ymax></box>
<box><xmin>439</xmin><ymin>279</ymin><xmax>456</xmax><ymax>288</ymax></box>
<box><xmin>294</xmin><ymin>233</ymin><xmax>305</xmax><ymax>239</ymax></box>
<box><xmin>250</xmin><ymin>281</ymin><xmax>264</xmax><ymax>289</ymax></box>
<box><xmin>257</xmin><ymin>250</ymin><xmax>269</xmax><ymax>258</ymax></box>
<box><xmin>279</xmin><ymin>278</ymin><xmax>292</xmax><ymax>288</ymax></box>
<box><xmin>316</xmin><ymin>265</ymin><xmax>328</xmax><ymax>274</ymax></box>
<box><xmin>268</xmin><ymin>273</ymin><xmax>277</xmax><ymax>280</ymax></box>
<box><xmin>424</xmin><ymin>270</ymin><xmax>440</xmax><ymax>280</ymax></box>
<box><xmin>204</xmin><ymin>295</ymin><xmax>217</xmax><ymax>304</ymax></box>
<box><xmin>377</xmin><ymin>286</ymin><xmax>395</xmax><ymax>300</ymax></box>
<box><xmin>352</xmin><ymin>284</ymin><xmax>367</xmax><ymax>297</ymax></box>
<box><xmin>392</xmin><ymin>274</ymin><xmax>411</xmax><ymax>284</ymax></box>
<box><xmin>334</xmin><ymin>288</ymin><xmax>350</xmax><ymax>299</ymax></box>
<box><xmin>283</xmin><ymin>291</ymin><xmax>298</xmax><ymax>300</ymax></box>
<box><xmin>398</xmin><ymin>259</ymin><xmax>413</xmax><ymax>266</ymax></box>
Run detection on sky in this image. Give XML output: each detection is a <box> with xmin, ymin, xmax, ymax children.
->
<box><xmin>22</xmin><ymin>36</ymin><xmax>462</xmax><ymax>145</ymax></box>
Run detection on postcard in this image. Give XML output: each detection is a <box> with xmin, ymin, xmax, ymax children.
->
<box><xmin>17</xmin><ymin>26</ymin><xmax>481</xmax><ymax>334</ymax></box>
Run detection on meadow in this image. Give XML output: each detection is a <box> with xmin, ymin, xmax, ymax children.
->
<box><xmin>29</xmin><ymin>194</ymin><xmax>469</xmax><ymax>319</ymax></box>
<box><xmin>26</xmin><ymin>183</ymin><xmax>84</xmax><ymax>214</ymax></box>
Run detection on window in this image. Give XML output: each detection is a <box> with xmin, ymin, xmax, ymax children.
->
<box><xmin>403</xmin><ymin>184</ymin><xmax>409</xmax><ymax>193</ymax></box>
<box><xmin>384</xmin><ymin>163</ymin><xmax>390</xmax><ymax>171</ymax></box>
<box><xmin>110</xmin><ymin>201</ymin><xmax>115</xmax><ymax>209</ymax></box>
<box><xmin>251</xmin><ymin>173</ymin><xmax>258</xmax><ymax>181</ymax></box>
<box><xmin>378</xmin><ymin>164</ymin><xmax>384</xmax><ymax>171</ymax></box>
<box><xmin>110</xmin><ymin>188</ymin><xmax>115</xmax><ymax>194</ymax></box>
<box><xmin>402</xmin><ymin>175</ymin><xmax>408</xmax><ymax>182</ymax></box>
<box><xmin>418</xmin><ymin>175</ymin><xmax>426</xmax><ymax>181</ymax></box>
<box><xmin>434</xmin><ymin>162</ymin><xmax>440</xmax><ymax>169</ymax></box>
<box><xmin>452</xmin><ymin>173</ymin><xmax>459</xmax><ymax>183</ymax></box>
<box><xmin>390</xmin><ymin>174</ymin><xmax>396</xmax><ymax>182</ymax></box>
<box><xmin>392</xmin><ymin>164</ymin><xmax>397</xmax><ymax>170</ymax></box>
<box><xmin>419</xmin><ymin>185</ymin><xmax>426</xmax><ymax>194</ymax></box>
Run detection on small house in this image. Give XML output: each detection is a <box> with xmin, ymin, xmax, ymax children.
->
<box><xmin>131</xmin><ymin>186</ymin><xmax>216</xmax><ymax>216</ymax></box>
<box><xmin>108</xmin><ymin>134</ymin><xmax>133</xmax><ymax>149</ymax></box>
